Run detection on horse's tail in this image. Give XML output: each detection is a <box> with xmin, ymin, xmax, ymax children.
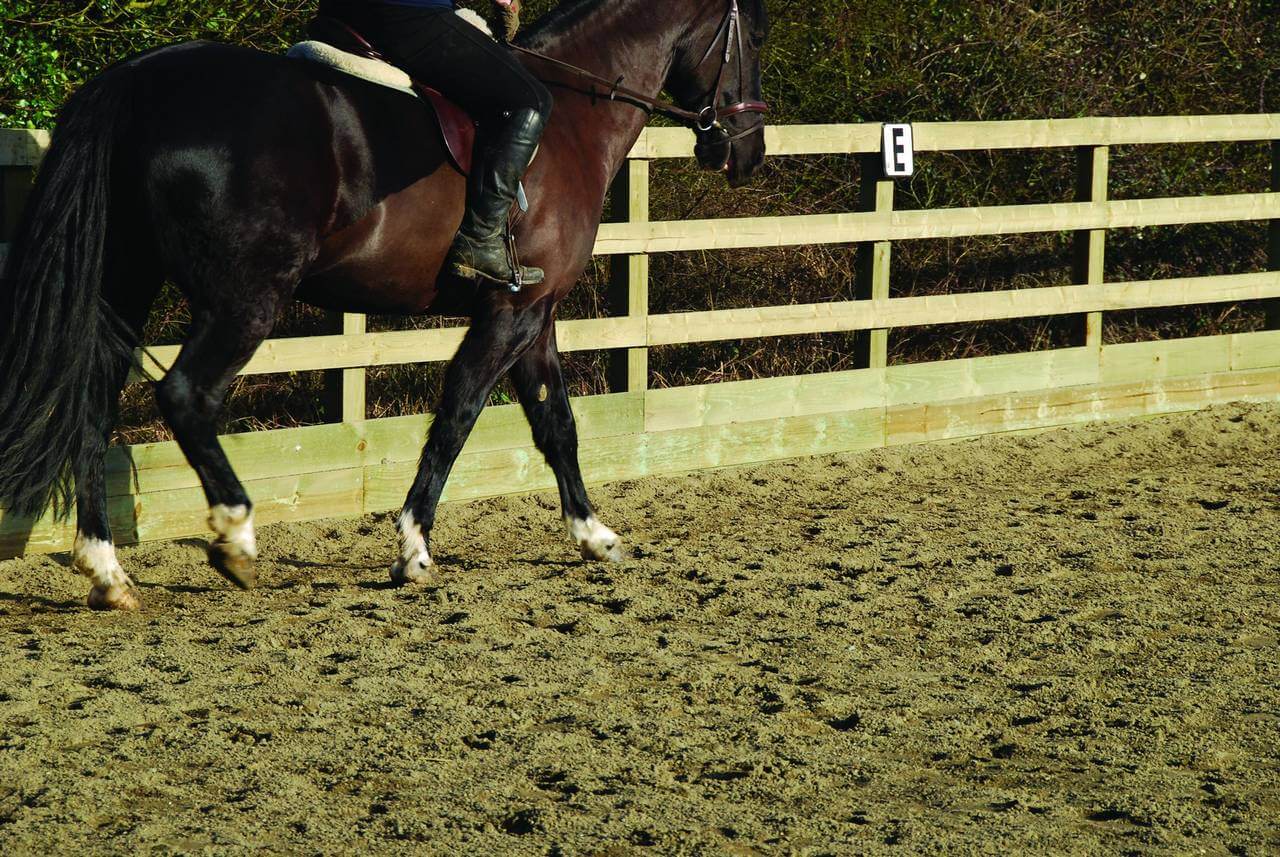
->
<box><xmin>0</xmin><ymin>66</ymin><xmax>139</xmax><ymax>520</ymax></box>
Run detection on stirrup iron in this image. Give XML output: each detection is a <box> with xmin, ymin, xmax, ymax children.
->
<box><xmin>504</xmin><ymin>228</ymin><xmax>524</xmax><ymax>294</ymax></box>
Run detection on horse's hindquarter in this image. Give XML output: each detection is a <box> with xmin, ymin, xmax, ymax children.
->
<box><xmin>132</xmin><ymin>45</ymin><xmax>349</xmax><ymax>290</ymax></box>
<box><xmin>126</xmin><ymin>41</ymin><xmax>463</xmax><ymax>316</ymax></box>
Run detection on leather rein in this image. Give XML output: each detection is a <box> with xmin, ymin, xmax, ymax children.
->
<box><xmin>508</xmin><ymin>0</ymin><xmax>769</xmax><ymax>145</ymax></box>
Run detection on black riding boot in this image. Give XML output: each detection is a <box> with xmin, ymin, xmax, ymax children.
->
<box><xmin>446</xmin><ymin>108</ymin><xmax>545</xmax><ymax>288</ymax></box>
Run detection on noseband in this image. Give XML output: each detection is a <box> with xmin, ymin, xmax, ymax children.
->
<box><xmin>509</xmin><ymin>0</ymin><xmax>769</xmax><ymax>146</ymax></box>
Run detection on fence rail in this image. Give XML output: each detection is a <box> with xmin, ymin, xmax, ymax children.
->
<box><xmin>3</xmin><ymin>114</ymin><xmax>1280</xmax><ymax>558</ymax></box>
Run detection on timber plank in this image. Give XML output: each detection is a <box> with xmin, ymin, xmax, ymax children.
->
<box><xmin>644</xmin><ymin>369</ymin><xmax>887</xmax><ymax>433</ymax></box>
<box><xmin>1229</xmin><ymin>330</ymin><xmax>1280</xmax><ymax>371</ymax></box>
<box><xmin>578</xmin><ymin>407</ymin><xmax>888</xmax><ymax>485</ymax></box>
<box><xmin>12</xmin><ymin>117</ymin><xmax>1280</xmax><ymax>168</ymax></box>
<box><xmin>885</xmin><ymin>348</ymin><xmax>1099</xmax><ymax>406</ymax></box>
<box><xmin>104</xmin><ymin>394</ymin><xmax>642</xmax><ymax>499</ymax></box>
<box><xmin>130</xmin><ymin>317</ymin><xmax>647</xmax><ymax>382</ymax></box>
<box><xmin>1101</xmin><ymin>336</ymin><xmax>1235</xmax><ymax>386</ymax></box>
<box><xmin>2</xmin><ymin>468</ymin><xmax>369</xmax><ymax>558</ymax></box>
<box><xmin>644</xmin><ymin>273</ymin><xmax>1280</xmax><ymax>348</ymax></box>
<box><xmin>363</xmin><ymin>446</ymin><xmax>550</xmax><ymax>512</ymax></box>
<box><xmin>594</xmin><ymin>194</ymin><xmax>1280</xmax><ymax>256</ymax></box>
<box><xmin>133</xmin><ymin>467</ymin><xmax>367</xmax><ymax>545</ymax></box>
<box><xmin>886</xmin><ymin>367</ymin><xmax>1280</xmax><ymax>446</ymax></box>
<box><xmin>99</xmin><ymin>339</ymin><xmax>1261</xmax><ymax>502</ymax></box>
<box><xmin>912</xmin><ymin>115</ymin><xmax>1280</xmax><ymax>152</ymax></box>
<box><xmin>9</xmin><ymin>367</ymin><xmax>1280</xmax><ymax>558</ymax></box>
<box><xmin>0</xmin><ymin>129</ymin><xmax>49</xmax><ymax>166</ymax></box>
<box><xmin>628</xmin><ymin>117</ymin><xmax>1280</xmax><ymax>160</ymax></box>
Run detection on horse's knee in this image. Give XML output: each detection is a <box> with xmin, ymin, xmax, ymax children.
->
<box><xmin>154</xmin><ymin>370</ymin><xmax>198</xmax><ymax>424</ymax></box>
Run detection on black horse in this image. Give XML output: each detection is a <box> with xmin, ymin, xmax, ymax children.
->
<box><xmin>0</xmin><ymin>0</ymin><xmax>769</xmax><ymax>610</ymax></box>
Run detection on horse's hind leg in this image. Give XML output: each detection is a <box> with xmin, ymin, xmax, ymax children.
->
<box><xmin>509</xmin><ymin>322</ymin><xmax>623</xmax><ymax>562</ymax></box>
<box><xmin>73</xmin><ymin>267</ymin><xmax>160</xmax><ymax>611</ymax></box>
<box><xmin>75</xmin><ymin>406</ymin><xmax>139</xmax><ymax>611</ymax></box>
<box><xmin>74</xmin><ymin>363</ymin><xmax>143</xmax><ymax>611</ymax></box>
<box><xmin>154</xmin><ymin>292</ymin><xmax>288</xmax><ymax>590</ymax></box>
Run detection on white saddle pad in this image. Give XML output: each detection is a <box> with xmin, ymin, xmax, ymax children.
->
<box><xmin>287</xmin><ymin>9</ymin><xmax>494</xmax><ymax>97</ymax></box>
<box><xmin>287</xmin><ymin>40</ymin><xmax>417</xmax><ymax>96</ymax></box>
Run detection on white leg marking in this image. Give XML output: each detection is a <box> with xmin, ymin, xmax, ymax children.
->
<box><xmin>566</xmin><ymin>516</ymin><xmax>624</xmax><ymax>562</ymax></box>
<box><xmin>73</xmin><ymin>534</ymin><xmax>132</xmax><ymax>590</ymax></box>
<box><xmin>74</xmin><ymin>532</ymin><xmax>140</xmax><ymax>610</ymax></box>
<box><xmin>392</xmin><ymin>510</ymin><xmax>435</xmax><ymax>585</ymax></box>
<box><xmin>209</xmin><ymin>504</ymin><xmax>257</xmax><ymax>559</ymax></box>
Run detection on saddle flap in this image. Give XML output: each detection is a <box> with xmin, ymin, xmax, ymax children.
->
<box><xmin>414</xmin><ymin>85</ymin><xmax>475</xmax><ymax>176</ymax></box>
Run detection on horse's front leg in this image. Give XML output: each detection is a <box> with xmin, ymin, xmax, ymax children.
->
<box><xmin>392</xmin><ymin>299</ymin><xmax>549</xmax><ymax>585</ymax></box>
<box><xmin>509</xmin><ymin>321</ymin><xmax>624</xmax><ymax>562</ymax></box>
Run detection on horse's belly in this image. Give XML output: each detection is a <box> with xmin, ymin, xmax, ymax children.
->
<box><xmin>302</xmin><ymin>177</ymin><xmax>465</xmax><ymax>315</ymax></box>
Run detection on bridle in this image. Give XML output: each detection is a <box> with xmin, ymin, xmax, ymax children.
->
<box><xmin>690</xmin><ymin>0</ymin><xmax>770</xmax><ymax>143</ymax></box>
<box><xmin>508</xmin><ymin>0</ymin><xmax>769</xmax><ymax>149</ymax></box>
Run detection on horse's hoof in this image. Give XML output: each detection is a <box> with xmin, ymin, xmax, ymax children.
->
<box><xmin>568</xmin><ymin>517</ymin><xmax>626</xmax><ymax>563</ymax></box>
<box><xmin>208</xmin><ymin>540</ymin><xmax>258</xmax><ymax>590</ymax></box>
<box><xmin>390</xmin><ymin>557</ymin><xmax>438</xmax><ymax>587</ymax></box>
<box><xmin>88</xmin><ymin>584</ymin><xmax>141</xmax><ymax>612</ymax></box>
<box><xmin>580</xmin><ymin>536</ymin><xmax>626</xmax><ymax>563</ymax></box>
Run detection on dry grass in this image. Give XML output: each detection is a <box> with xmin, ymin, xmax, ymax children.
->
<box><xmin>3</xmin><ymin>0</ymin><xmax>1274</xmax><ymax>442</ymax></box>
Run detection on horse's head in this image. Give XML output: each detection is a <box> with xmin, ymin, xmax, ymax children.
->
<box><xmin>668</xmin><ymin>0</ymin><xmax>770</xmax><ymax>187</ymax></box>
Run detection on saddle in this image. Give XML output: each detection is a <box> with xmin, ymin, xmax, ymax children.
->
<box><xmin>291</xmin><ymin>16</ymin><xmax>480</xmax><ymax>176</ymax></box>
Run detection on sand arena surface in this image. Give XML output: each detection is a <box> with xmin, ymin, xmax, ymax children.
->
<box><xmin>1</xmin><ymin>403</ymin><xmax>1278</xmax><ymax>854</ymax></box>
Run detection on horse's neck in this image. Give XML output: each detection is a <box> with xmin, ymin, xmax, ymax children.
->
<box><xmin>532</xmin><ymin>0</ymin><xmax>687</xmax><ymax>186</ymax></box>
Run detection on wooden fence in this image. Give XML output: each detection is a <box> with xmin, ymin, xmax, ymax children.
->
<box><xmin>3</xmin><ymin>116</ymin><xmax>1280</xmax><ymax>558</ymax></box>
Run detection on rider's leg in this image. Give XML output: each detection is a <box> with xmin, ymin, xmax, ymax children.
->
<box><xmin>448</xmin><ymin>104</ymin><xmax>548</xmax><ymax>287</ymax></box>
<box><xmin>316</xmin><ymin>2</ymin><xmax>553</xmax><ymax>287</ymax></box>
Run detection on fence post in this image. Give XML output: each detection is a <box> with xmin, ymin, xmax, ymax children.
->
<box><xmin>1</xmin><ymin>166</ymin><xmax>34</xmax><ymax>243</ymax></box>
<box><xmin>1072</xmin><ymin>145</ymin><xmax>1108</xmax><ymax>350</ymax></box>
<box><xmin>1267</xmin><ymin>141</ymin><xmax>1280</xmax><ymax>330</ymax></box>
<box><xmin>854</xmin><ymin>153</ymin><xmax>893</xmax><ymax>370</ymax></box>
<box><xmin>323</xmin><ymin>312</ymin><xmax>367</xmax><ymax>423</ymax></box>
<box><xmin>607</xmin><ymin>157</ymin><xmax>650</xmax><ymax>393</ymax></box>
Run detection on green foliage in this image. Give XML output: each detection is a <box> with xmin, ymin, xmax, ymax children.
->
<box><xmin>0</xmin><ymin>0</ymin><xmax>310</xmax><ymax>126</ymax></box>
<box><xmin>5</xmin><ymin>1</ymin><xmax>1275</xmax><ymax>126</ymax></box>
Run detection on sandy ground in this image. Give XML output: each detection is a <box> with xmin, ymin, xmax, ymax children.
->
<box><xmin>1</xmin><ymin>403</ymin><xmax>1278</xmax><ymax>855</ymax></box>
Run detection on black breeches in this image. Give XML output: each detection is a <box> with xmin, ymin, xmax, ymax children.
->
<box><xmin>316</xmin><ymin>1</ymin><xmax>553</xmax><ymax>126</ymax></box>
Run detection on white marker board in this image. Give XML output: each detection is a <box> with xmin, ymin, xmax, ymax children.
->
<box><xmin>882</xmin><ymin>124</ymin><xmax>915</xmax><ymax>178</ymax></box>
